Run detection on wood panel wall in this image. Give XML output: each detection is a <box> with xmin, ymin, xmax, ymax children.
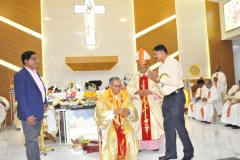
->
<box><xmin>205</xmin><ymin>1</ymin><xmax>235</xmax><ymax>90</ymax></box>
<box><xmin>0</xmin><ymin>0</ymin><xmax>42</xmax><ymax>126</ymax></box>
<box><xmin>134</xmin><ymin>0</ymin><xmax>178</xmax><ymax>68</ymax></box>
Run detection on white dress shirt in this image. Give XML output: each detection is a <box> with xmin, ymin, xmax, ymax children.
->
<box><xmin>158</xmin><ymin>56</ymin><xmax>184</xmax><ymax>96</ymax></box>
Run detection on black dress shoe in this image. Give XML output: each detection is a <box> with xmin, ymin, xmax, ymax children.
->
<box><xmin>159</xmin><ymin>155</ymin><xmax>177</xmax><ymax>160</ymax></box>
<box><xmin>153</xmin><ymin>148</ymin><xmax>159</xmax><ymax>151</ymax></box>
<box><xmin>138</xmin><ymin>150</ymin><xmax>142</xmax><ymax>153</ymax></box>
<box><xmin>204</xmin><ymin>121</ymin><xmax>211</xmax><ymax>124</ymax></box>
<box><xmin>182</xmin><ymin>154</ymin><xmax>194</xmax><ymax>160</ymax></box>
<box><xmin>231</xmin><ymin>125</ymin><xmax>240</xmax><ymax>129</ymax></box>
<box><xmin>225</xmin><ymin>124</ymin><xmax>234</xmax><ymax>127</ymax></box>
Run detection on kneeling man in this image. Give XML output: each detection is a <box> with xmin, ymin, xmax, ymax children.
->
<box><xmin>94</xmin><ymin>77</ymin><xmax>139</xmax><ymax>160</ymax></box>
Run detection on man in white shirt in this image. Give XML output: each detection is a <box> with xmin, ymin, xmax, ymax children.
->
<box><xmin>195</xmin><ymin>80</ymin><xmax>223</xmax><ymax>123</ymax></box>
<box><xmin>0</xmin><ymin>96</ymin><xmax>10</xmax><ymax>129</ymax></box>
<box><xmin>148</xmin><ymin>44</ymin><xmax>194</xmax><ymax>160</ymax></box>
<box><xmin>212</xmin><ymin>66</ymin><xmax>227</xmax><ymax>101</ymax></box>
<box><xmin>188</xmin><ymin>79</ymin><xmax>207</xmax><ymax>119</ymax></box>
<box><xmin>221</xmin><ymin>80</ymin><xmax>240</xmax><ymax>129</ymax></box>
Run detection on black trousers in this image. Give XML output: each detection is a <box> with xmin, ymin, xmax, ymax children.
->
<box><xmin>162</xmin><ymin>89</ymin><xmax>194</xmax><ymax>157</ymax></box>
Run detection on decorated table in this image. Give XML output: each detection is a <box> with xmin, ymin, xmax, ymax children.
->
<box><xmin>46</xmin><ymin>81</ymin><xmax>104</xmax><ymax>148</ymax></box>
<box><xmin>55</xmin><ymin>105</ymin><xmax>98</xmax><ymax>148</ymax></box>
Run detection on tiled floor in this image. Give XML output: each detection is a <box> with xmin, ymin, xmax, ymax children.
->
<box><xmin>1</xmin><ymin>116</ymin><xmax>240</xmax><ymax>160</ymax></box>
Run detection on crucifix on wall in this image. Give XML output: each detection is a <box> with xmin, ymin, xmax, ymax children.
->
<box><xmin>74</xmin><ymin>0</ymin><xmax>105</xmax><ymax>45</ymax></box>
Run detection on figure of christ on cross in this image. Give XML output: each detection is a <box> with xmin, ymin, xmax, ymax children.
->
<box><xmin>74</xmin><ymin>0</ymin><xmax>105</xmax><ymax>45</ymax></box>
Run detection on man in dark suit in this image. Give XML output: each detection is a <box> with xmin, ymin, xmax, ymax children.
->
<box><xmin>14</xmin><ymin>51</ymin><xmax>47</xmax><ymax>160</ymax></box>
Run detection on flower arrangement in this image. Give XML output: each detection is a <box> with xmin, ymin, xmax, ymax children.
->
<box><xmin>8</xmin><ymin>73</ymin><xmax>14</xmax><ymax>90</ymax></box>
<box><xmin>83</xmin><ymin>82</ymin><xmax>98</xmax><ymax>106</ymax></box>
<box><xmin>71</xmin><ymin>136</ymin><xmax>90</xmax><ymax>149</ymax></box>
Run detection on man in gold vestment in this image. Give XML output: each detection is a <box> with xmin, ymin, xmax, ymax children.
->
<box><xmin>127</xmin><ymin>48</ymin><xmax>164</xmax><ymax>151</ymax></box>
<box><xmin>94</xmin><ymin>77</ymin><xmax>139</xmax><ymax>160</ymax></box>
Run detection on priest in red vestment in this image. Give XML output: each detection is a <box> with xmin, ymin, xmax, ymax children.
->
<box><xmin>127</xmin><ymin>48</ymin><xmax>164</xmax><ymax>151</ymax></box>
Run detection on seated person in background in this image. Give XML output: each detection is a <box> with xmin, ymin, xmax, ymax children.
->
<box><xmin>223</xmin><ymin>82</ymin><xmax>239</xmax><ymax>103</ymax></box>
<box><xmin>221</xmin><ymin>80</ymin><xmax>240</xmax><ymax>129</ymax></box>
<box><xmin>0</xmin><ymin>96</ymin><xmax>10</xmax><ymax>127</ymax></box>
<box><xmin>188</xmin><ymin>79</ymin><xmax>207</xmax><ymax>119</ymax></box>
<box><xmin>195</xmin><ymin>80</ymin><xmax>223</xmax><ymax>123</ymax></box>
<box><xmin>94</xmin><ymin>77</ymin><xmax>139</xmax><ymax>160</ymax></box>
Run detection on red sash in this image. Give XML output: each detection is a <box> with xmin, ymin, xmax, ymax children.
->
<box><xmin>208</xmin><ymin>91</ymin><xmax>211</xmax><ymax>98</ymax></box>
<box><xmin>190</xmin><ymin>104</ymin><xmax>193</xmax><ymax>112</ymax></box>
<box><xmin>214</xmin><ymin>74</ymin><xmax>218</xmax><ymax>87</ymax></box>
<box><xmin>227</xmin><ymin>104</ymin><xmax>232</xmax><ymax>118</ymax></box>
<box><xmin>139</xmin><ymin>76</ymin><xmax>152</xmax><ymax>140</ymax></box>
<box><xmin>112</xmin><ymin>96</ymin><xmax>127</xmax><ymax>160</ymax></box>
<box><xmin>200</xmin><ymin>107</ymin><xmax>204</xmax><ymax>119</ymax></box>
<box><xmin>113</xmin><ymin>120</ymin><xmax>126</xmax><ymax>160</ymax></box>
<box><xmin>201</xmin><ymin>91</ymin><xmax>211</xmax><ymax>119</ymax></box>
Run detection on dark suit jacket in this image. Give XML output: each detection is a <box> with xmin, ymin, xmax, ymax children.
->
<box><xmin>14</xmin><ymin>67</ymin><xmax>47</xmax><ymax>121</ymax></box>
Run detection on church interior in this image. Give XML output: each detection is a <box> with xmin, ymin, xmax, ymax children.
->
<box><xmin>1</xmin><ymin>0</ymin><xmax>240</xmax><ymax>159</ymax></box>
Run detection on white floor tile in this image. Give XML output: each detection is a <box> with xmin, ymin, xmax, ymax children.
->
<box><xmin>1</xmin><ymin>117</ymin><xmax>240</xmax><ymax>160</ymax></box>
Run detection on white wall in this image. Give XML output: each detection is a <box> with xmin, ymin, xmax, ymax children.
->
<box><xmin>234</xmin><ymin>51</ymin><xmax>240</xmax><ymax>84</ymax></box>
<box><xmin>175</xmin><ymin>0</ymin><xmax>211</xmax><ymax>80</ymax></box>
<box><xmin>219</xmin><ymin>0</ymin><xmax>240</xmax><ymax>40</ymax></box>
<box><xmin>41</xmin><ymin>0</ymin><xmax>137</xmax><ymax>91</ymax></box>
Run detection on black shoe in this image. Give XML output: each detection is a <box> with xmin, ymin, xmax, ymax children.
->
<box><xmin>153</xmin><ymin>148</ymin><xmax>159</xmax><ymax>151</ymax></box>
<box><xmin>56</xmin><ymin>130</ymin><xmax>59</xmax><ymax>137</ymax></box>
<box><xmin>159</xmin><ymin>155</ymin><xmax>177</xmax><ymax>160</ymax></box>
<box><xmin>204</xmin><ymin>121</ymin><xmax>211</xmax><ymax>124</ymax></box>
<box><xmin>201</xmin><ymin>121</ymin><xmax>204</xmax><ymax>123</ymax></box>
<box><xmin>138</xmin><ymin>150</ymin><xmax>142</xmax><ymax>153</ymax></box>
<box><xmin>182</xmin><ymin>154</ymin><xmax>194</xmax><ymax>160</ymax></box>
<box><xmin>225</xmin><ymin>124</ymin><xmax>234</xmax><ymax>127</ymax></box>
<box><xmin>192</xmin><ymin>117</ymin><xmax>195</xmax><ymax>119</ymax></box>
<box><xmin>231</xmin><ymin>125</ymin><xmax>240</xmax><ymax>129</ymax></box>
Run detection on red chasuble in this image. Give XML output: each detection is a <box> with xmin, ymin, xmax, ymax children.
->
<box><xmin>112</xmin><ymin>97</ymin><xmax>127</xmax><ymax>160</ymax></box>
<box><xmin>139</xmin><ymin>75</ymin><xmax>152</xmax><ymax>140</ymax></box>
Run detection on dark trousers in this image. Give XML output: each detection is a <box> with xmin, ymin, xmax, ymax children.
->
<box><xmin>22</xmin><ymin>119</ymin><xmax>42</xmax><ymax>160</ymax></box>
<box><xmin>162</xmin><ymin>90</ymin><xmax>194</xmax><ymax>157</ymax></box>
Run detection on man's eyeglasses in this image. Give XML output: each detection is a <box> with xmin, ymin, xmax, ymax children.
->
<box><xmin>30</xmin><ymin>57</ymin><xmax>39</xmax><ymax>61</ymax></box>
<box><xmin>113</xmin><ymin>85</ymin><xmax>121</xmax><ymax>88</ymax></box>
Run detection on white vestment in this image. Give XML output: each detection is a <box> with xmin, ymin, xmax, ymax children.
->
<box><xmin>225</xmin><ymin>85</ymin><xmax>239</xmax><ymax>99</ymax></box>
<box><xmin>195</xmin><ymin>86</ymin><xmax>223</xmax><ymax>122</ymax></box>
<box><xmin>0</xmin><ymin>96</ymin><xmax>10</xmax><ymax>124</ymax></box>
<box><xmin>212</xmin><ymin>71</ymin><xmax>227</xmax><ymax>98</ymax></box>
<box><xmin>221</xmin><ymin>85</ymin><xmax>240</xmax><ymax>126</ymax></box>
<box><xmin>188</xmin><ymin>85</ymin><xmax>207</xmax><ymax>118</ymax></box>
